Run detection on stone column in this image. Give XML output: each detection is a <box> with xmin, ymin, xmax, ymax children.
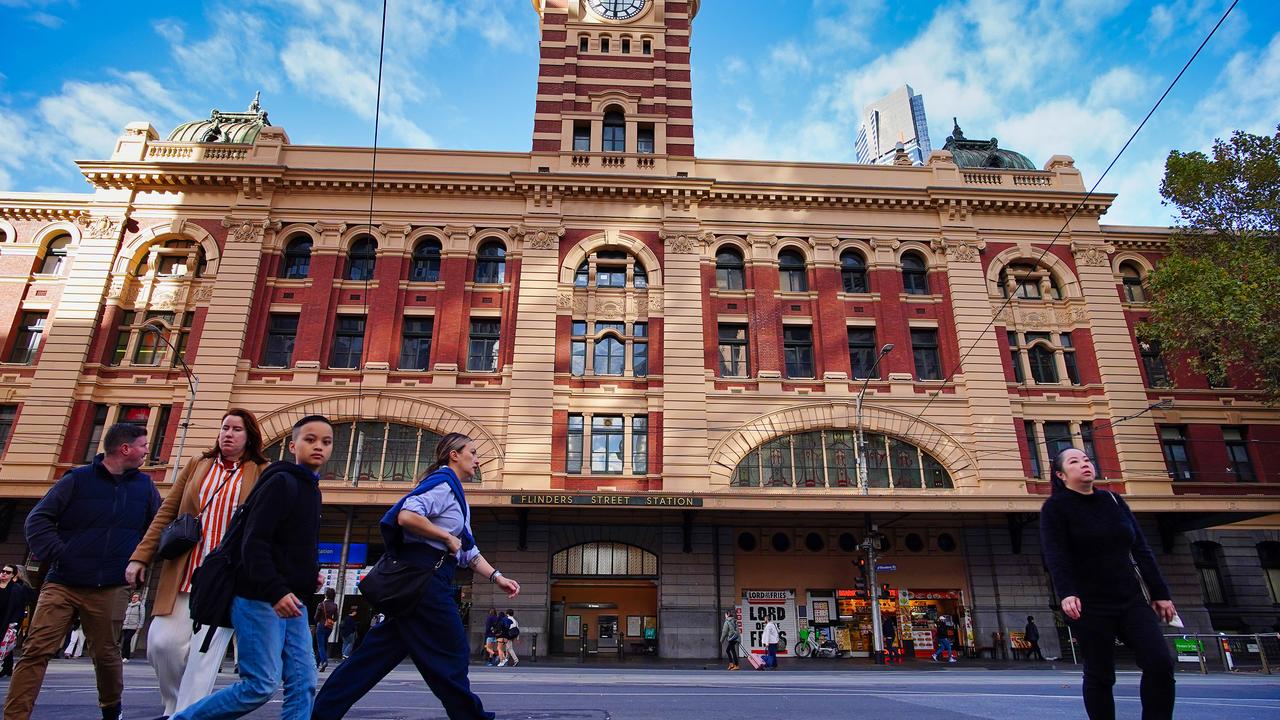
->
<box><xmin>0</xmin><ymin>214</ymin><xmax>126</xmax><ymax>485</ymax></box>
<box><xmin>658</xmin><ymin>229</ymin><xmax>710</xmax><ymax>492</ymax></box>
<box><xmin>501</xmin><ymin>226</ymin><xmax>564</xmax><ymax>490</ymax></box>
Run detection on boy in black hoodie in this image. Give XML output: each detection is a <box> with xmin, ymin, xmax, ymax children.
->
<box><xmin>174</xmin><ymin>415</ymin><xmax>333</xmax><ymax>720</ymax></box>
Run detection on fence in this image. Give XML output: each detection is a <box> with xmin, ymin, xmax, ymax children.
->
<box><xmin>1163</xmin><ymin>633</ymin><xmax>1279</xmax><ymax>674</ymax></box>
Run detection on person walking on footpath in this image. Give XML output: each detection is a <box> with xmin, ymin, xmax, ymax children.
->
<box><xmin>720</xmin><ymin>609</ymin><xmax>740</xmax><ymax>670</ymax></box>
<box><xmin>120</xmin><ymin>594</ymin><xmax>143</xmax><ymax>662</ymax></box>
<box><xmin>311</xmin><ymin>433</ymin><xmax>521</xmax><ymax>720</ymax></box>
<box><xmin>492</xmin><ymin>607</ymin><xmax>510</xmax><ymax>667</ymax></box>
<box><xmin>931</xmin><ymin>617</ymin><xmax>955</xmax><ymax>662</ymax></box>
<box><xmin>4</xmin><ymin>423</ymin><xmax>161</xmax><ymax>720</ymax></box>
<box><xmin>0</xmin><ymin>565</ymin><xmax>34</xmax><ymax>678</ymax></box>
<box><xmin>126</xmin><ymin>409</ymin><xmax>268</xmax><ymax>716</ymax></box>
<box><xmin>1025</xmin><ymin>615</ymin><xmax>1044</xmax><ymax>661</ymax></box>
<box><xmin>1040</xmin><ymin>447</ymin><xmax>1177</xmax><ymax>720</ymax></box>
<box><xmin>500</xmin><ymin>610</ymin><xmax>520</xmax><ymax>667</ymax></box>
<box><xmin>762</xmin><ymin>619</ymin><xmax>779</xmax><ymax>670</ymax></box>
<box><xmin>313</xmin><ymin>588</ymin><xmax>338</xmax><ymax>672</ymax></box>
<box><xmin>339</xmin><ymin>608</ymin><xmax>358</xmax><ymax>660</ymax></box>
<box><xmin>172</xmin><ymin>415</ymin><xmax>333</xmax><ymax>720</ymax></box>
<box><xmin>482</xmin><ymin>608</ymin><xmax>500</xmax><ymax>666</ymax></box>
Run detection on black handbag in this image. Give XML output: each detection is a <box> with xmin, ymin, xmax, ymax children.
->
<box><xmin>358</xmin><ymin>553</ymin><xmax>444</xmax><ymax>618</ymax></box>
<box><xmin>156</xmin><ymin>466</ymin><xmax>236</xmax><ymax>561</ymax></box>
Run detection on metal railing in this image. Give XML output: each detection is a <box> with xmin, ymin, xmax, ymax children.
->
<box><xmin>1163</xmin><ymin>633</ymin><xmax>1278</xmax><ymax>674</ymax></box>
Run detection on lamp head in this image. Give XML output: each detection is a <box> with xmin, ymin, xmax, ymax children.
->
<box><xmin>879</xmin><ymin>344</ymin><xmax>895</xmax><ymax>355</ymax></box>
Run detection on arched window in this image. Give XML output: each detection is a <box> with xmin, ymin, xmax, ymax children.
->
<box><xmin>264</xmin><ymin>421</ymin><xmax>477</xmax><ymax>485</ymax></box>
<box><xmin>281</xmin><ymin>235</ymin><xmax>312</xmax><ymax>279</ymax></box>
<box><xmin>633</xmin><ymin>265</ymin><xmax>648</xmax><ymax>288</ymax></box>
<box><xmin>410</xmin><ymin>239</ymin><xmax>441</xmax><ymax>282</ymax></box>
<box><xmin>998</xmin><ymin>262</ymin><xmax>1061</xmax><ymax>300</ymax></box>
<box><xmin>156</xmin><ymin>240</ymin><xmax>196</xmax><ymax>276</ymax></box>
<box><xmin>1027</xmin><ymin>338</ymin><xmax>1059</xmax><ymax>384</ymax></box>
<box><xmin>715</xmin><ymin>247</ymin><xmax>745</xmax><ymax>290</ymax></box>
<box><xmin>37</xmin><ymin>235</ymin><xmax>71</xmax><ymax>275</ymax></box>
<box><xmin>595</xmin><ymin>250</ymin><xmax>628</xmax><ymax>288</ymax></box>
<box><xmin>474</xmin><ymin>240</ymin><xmax>506</xmax><ymax>284</ymax></box>
<box><xmin>731</xmin><ymin>429</ymin><xmax>953</xmax><ymax>489</ymax></box>
<box><xmin>1120</xmin><ymin>262</ymin><xmax>1146</xmax><ymax>302</ymax></box>
<box><xmin>346</xmin><ymin>237</ymin><xmax>377</xmax><ymax>281</ymax></box>
<box><xmin>593</xmin><ymin>333</ymin><xmax>625</xmax><ymax>375</ymax></box>
<box><xmin>1192</xmin><ymin>541</ymin><xmax>1228</xmax><ymax>605</ymax></box>
<box><xmin>901</xmin><ymin>252</ymin><xmax>929</xmax><ymax>295</ymax></box>
<box><xmin>840</xmin><ymin>250</ymin><xmax>867</xmax><ymax>293</ymax></box>
<box><xmin>603</xmin><ymin>108</ymin><xmax>626</xmax><ymax>152</ymax></box>
<box><xmin>574</xmin><ymin>261</ymin><xmax>589</xmax><ymax>287</ymax></box>
<box><xmin>778</xmin><ymin>248</ymin><xmax>807</xmax><ymax>293</ymax></box>
<box><xmin>551</xmin><ymin>542</ymin><xmax>658</xmax><ymax>577</ymax></box>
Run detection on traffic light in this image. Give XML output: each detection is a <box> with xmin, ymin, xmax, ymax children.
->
<box><xmin>854</xmin><ymin>557</ymin><xmax>868</xmax><ymax>591</ymax></box>
<box><xmin>880</xmin><ymin>583</ymin><xmax>890</xmax><ymax>600</ymax></box>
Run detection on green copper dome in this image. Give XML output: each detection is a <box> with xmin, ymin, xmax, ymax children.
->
<box><xmin>167</xmin><ymin>92</ymin><xmax>271</xmax><ymax>144</ymax></box>
<box><xmin>942</xmin><ymin>119</ymin><xmax>1036</xmax><ymax>170</ymax></box>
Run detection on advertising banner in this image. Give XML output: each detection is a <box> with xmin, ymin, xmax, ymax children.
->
<box><xmin>740</xmin><ymin>590</ymin><xmax>797</xmax><ymax>656</ymax></box>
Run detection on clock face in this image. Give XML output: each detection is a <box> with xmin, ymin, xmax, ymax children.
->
<box><xmin>587</xmin><ymin>0</ymin><xmax>647</xmax><ymax>22</ymax></box>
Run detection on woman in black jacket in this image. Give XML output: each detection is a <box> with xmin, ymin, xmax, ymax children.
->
<box><xmin>1040</xmin><ymin>447</ymin><xmax>1177</xmax><ymax>720</ymax></box>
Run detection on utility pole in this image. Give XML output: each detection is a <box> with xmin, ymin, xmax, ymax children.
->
<box><xmin>863</xmin><ymin>530</ymin><xmax>884</xmax><ymax>663</ymax></box>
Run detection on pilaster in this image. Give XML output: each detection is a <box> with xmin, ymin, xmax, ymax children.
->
<box><xmin>658</xmin><ymin>227</ymin><xmax>709</xmax><ymax>492</ymax></box>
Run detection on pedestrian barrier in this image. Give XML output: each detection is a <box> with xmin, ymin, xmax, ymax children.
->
<box><xmin>1163</xmin><ymin>633</ymin><xmax>1277</xmax><ymax>674</ymax></box>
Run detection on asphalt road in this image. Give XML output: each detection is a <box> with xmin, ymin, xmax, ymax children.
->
<box><xmin>13</xmin><ymin>661</ymin><xmax>1280</xmax><ymax>719</ymax></box>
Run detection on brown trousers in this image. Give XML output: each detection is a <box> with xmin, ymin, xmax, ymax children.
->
<box><xmin>2</xmin><ymin>582</ymin><xmax>126</xmax><ymax>719</ymax></box>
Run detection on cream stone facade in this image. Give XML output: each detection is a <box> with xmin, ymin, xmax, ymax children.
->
<box><xmin>0</xmin><ymin>0</ymin><xmax>1276</xmax><ymax>658</ymax></box>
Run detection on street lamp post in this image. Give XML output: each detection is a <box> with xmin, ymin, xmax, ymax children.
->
<box><xmin>855</xmin><ymin>344</ymin><xmax>894</xmax><ymax>496</ymax></box>
<box><xmin>141</xmin><ymin>320</ymin><xmax>200</xmax><ymax>483</ymax></box>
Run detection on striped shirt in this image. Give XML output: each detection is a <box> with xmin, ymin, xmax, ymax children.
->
<box><xmin>178</xmin><ymin>460</ymin><xmax>245</xmax><ymax>593</ymax></box>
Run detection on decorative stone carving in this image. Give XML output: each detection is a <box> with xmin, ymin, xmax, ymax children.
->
<box><xmin>192</xmin><ymin>285</ymin><xmax>216</xmax><ymax>303</ymax></box>
<box><xmin>149</xmin><ymin>285</ymin><xmax>185</xmax><ymax>310</ymax></box>
<box><xmin>573</xmin><ymin>296</ymin><xmax>588</xmax><ymax>315</ymax></box>
<box><xmin>659</xmin><ymin>229</ymin><xmax>706</xmax><ymax>254</ymax></box>
<box><xmin>511</xmin><ymin>225</ymin><xmax>564</xmax><ymax>251</ymax></box>
<box><xmin>597</xmin><ymin>300</ymin><xmax>623</xmax><ymax>319</ymax></box>
<box><xmin>222</xmin><ymin>218</ymin><xmax>266</xmax><ymax>244</ymax></box>
<box><xmin>78</xmin><ymin>215</ymin><xmax>122</xmax><ymax>239</ymax></box>
<box><xmin>1076</xmin><ymin>248</ymin><xmax>1111</xmax><ymax>267</ymax></box>
<box><xmin>1022</xmin><ymin>311</ymin><xmax>1048</xmax><ymax>328</ymax></box>
<box><xmin>647</xmin><ymin>295</ymin><xmax>663</xmax><ymax>313</ymax></box>
<box><xmin>941</xmin><ymin>239</ymin><xmax>984</xmax><ymax>263</ymax></box>
<box><xmin>443</xmin><ymin>225</ymin><xmax>476</xmax><ymax>239</ymax></box>
<box><xmin>556</xmin><ymin>293</ymin><xmax>573</xmax><ymax>309</ymax></box>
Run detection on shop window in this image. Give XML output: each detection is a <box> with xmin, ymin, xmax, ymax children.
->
<box><xmin>1192</xmin><ymin>541</ymin><xmax>1228</xmax><ymax>605</ymax></box>
<box><xmin>738</xmin><ymin>532</ymin><xmax>758</xmax><ymax>552</ymax></box>
<box><xmin>474</xmin><ymin>240</ymin><xmax>506</xmax><ymax>284</ymax></box>
<box><xmin>901</xmin><ymin>252</ymin><xmax>929</xmax><ymax>295</ymax></box>
<box><xmin>804</xmin><ymin>532</ymin><xmax>825</xmax><ymax>552</ymax></box>
<box><xmin>1257</xmin><ymin>542</ymin><xmax>1280</xmax><ymax>605</ymax></box>
<box><xmin>410</xmin><ymin>239</ymin><xmax>441</xmax><ymax>282</ymax></box>
<box><xmin>265</xmin><ymin>422</ymin><xmax>449</xmax><ymax>484</ymax></box>
<box><xmin>591</xmin><ymin>415</ymin><xmax>624</xmax><ymax>474</ymax></box>
<box><xmin>551</xmin><ymin>542</ymin><xmax>657</xmax><ymax>577</ymax></box>
<box><xmin>1121</xmin><ymin>262</ymin><xmax>1146</xmax><ymax>302</ymax></box>
<box><xmin>731</xmin><ymin>429</ymin><xmax>952</xmax><ymax>489</ymax></box>
<box><xmin>904</xmin><ymin>533</ymin><xmax>925</xmax><ymax>552</ymax></box>
<box><xmin>717</xmin><ymin>324</ymin><xmax>748</xmax><ymax>378</ymax></box>
<box><xmin>1223</xmin><ymin>427</ymin><xmax>1255</xmax><ymax>482</ymax></box>
<box><xmin>37</xmin><ymin>234</ymin><xmax>71</xmax><ymax>275</ymax></box>
<box><xmin>848</xmin><ymin>327</ymin><xmax>878</xmax><ymax>379</ymax></box>
<box><xmin>345</xmin><ymin>237</ymin><xmax>377</xmax><ymax>281</ymax></box>
<box><xmin>398</xmin><ymin>316</ymin><xmax>433</xmax><ymax>371</ymax></box>
<box><xmin>771</xmin><ymin>532</ymin><xmax>791</xmax><ymax>552</ymax></box>
<box><xmin>838</xmin><ymin>533</ymin><xmax>858</xmax><ymax>552</ymax></box>
<box><xmin>330</xmin><ymin>315</ymin><xmax>366</xmax><ymax>369</ymax></box>
<box><xmin>82</xmin><ymin>404</ymin><xmax>108</xmax><ymax>462</ymax></box>
<box><xmin>840</xmin><ymin>250</ymin><xmax>868</xmax><ymax>293</ymax></box>
<box><xmin>778</xmin><ymin>249</ymin><xmax>808</xmax><ymax>293</ymax></box>
<box><xmin>937</xmin><ymin>533</ymin><xmax>957</xmax><ymax>552</ymax></box>
<box><xmin>1160</xmin><ymin>426</ymin><xmax>1193</xmax><ymax>481</ymax></box>
<box><xmin>602</xmin><ymin>108</ymin><xmax>625</xmax><ymax>152</ymax></box>
<box><xmin>0</xmin><ymin>405</ymin><xmax>16</xmax><ymax>455</ymax></box>
<box><xmin>910</xmin><ymin>328</ymin><xmax>941</xmax><ymax>380</ymax></box>
<box><xmin>783</xmin><ymin>326</ymin><xmax>814</xmax><ymax>379</ymax></box>
<box><xmin>7</xmin><ymin>312</ymin><xmax>47</xmax><ymax>365</ymax></box>
<box><xmin>715</xmin><ymin>247</ymin><xmax>745</xmax><ymax>290</ymax></box>
<box><xmin>262</xmin><ymin>314</ymin><xmax>298</xmax><ymax>368</ymax></box>
<box><xmin>467</xmin><ymin>319</ymin><xmax>501</xmax><ymax>372</ymax></box>
<box><xmin>566</xmin><ymin>414</ymin><xmax>584</xmax><ymax>473</ymax></box>
<box><xmin>281</xmin><ymin>235</ymin><xmax>312</xmax><ymax>279</ymax></box>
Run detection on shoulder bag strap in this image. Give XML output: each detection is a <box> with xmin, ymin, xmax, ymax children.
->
<box><xmin>194</xmin><ymin>463</ymin><xmax>238</xmax><ymax>520</ymax></box>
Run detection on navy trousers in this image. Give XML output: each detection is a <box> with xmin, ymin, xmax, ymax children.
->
<box><xmin>310</xmin><ymin>563</ymin><xmax>492</xmax><ymax>720</ymax></box>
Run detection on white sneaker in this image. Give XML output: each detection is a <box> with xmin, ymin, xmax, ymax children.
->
<box><xmin>497</xmin><ymin>660</ymin><xmax>508</xmax><ymax>667</ymax></box>
<box><xmin>948</xmin><ymin>658</ymin><xmax>957</xmax><ymax>663</ymax></box>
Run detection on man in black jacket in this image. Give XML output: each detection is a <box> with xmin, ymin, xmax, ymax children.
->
<box><xmin>173</xmin><ymin>415</ymin><xmax>332</xmax><ymax>720</ymax></box>
<box><xmin>4</xmin><ymin>423</ymin><xmax>160</xmax><ymax>720</ymax></box>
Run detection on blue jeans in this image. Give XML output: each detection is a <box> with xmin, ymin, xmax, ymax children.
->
<box><xmin>314</xmin><ymin>625</ymin><xmax>331</xmax><ymax>665</ymax></box>
<box><xmin>173</xmin><ymin>596</ymin><xmax>317</xmax><ymax>720</ymax></box>
<box><xmin>765</xmin><ymin>643</ymin><xmax>778</xmax><ymax>668</ymax></box>
<box><xmin>934</xmin><ymin>637</ymin><xmax>954</xmax><ymax>659</ymax></box>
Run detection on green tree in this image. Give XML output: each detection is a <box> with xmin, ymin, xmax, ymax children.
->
<box><xmin>1144</xmin><ymin>125</ymin><xmax>1280</xmax><ymax>403</ymax></box>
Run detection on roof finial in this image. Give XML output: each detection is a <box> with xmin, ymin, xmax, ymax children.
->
<box><xmin>951</xmin><ymin>117</ymin><xmax>964</xmax><ymax>141</ymax></box>
<box><xmin>249</xmin><ymin>91</ymin><xmax>261</xmax><ymax>113</ymax></box>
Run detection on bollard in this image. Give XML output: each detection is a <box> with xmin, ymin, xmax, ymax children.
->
<box><xmin>531</xmin><ymin>633</ymin><xmax>538</xmax><ymax>663</ymax></box>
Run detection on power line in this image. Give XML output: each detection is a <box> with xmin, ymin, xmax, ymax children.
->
<box><xmin>894</xmin><ymin>0</ymin><xmax>1240</xmax><ymax>445</ymax></box>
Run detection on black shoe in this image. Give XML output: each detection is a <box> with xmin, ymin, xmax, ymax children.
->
<box><xmin>101</xmin><ymin>703</ymin><xmax>122</xmax><ymax>720</ymax></box>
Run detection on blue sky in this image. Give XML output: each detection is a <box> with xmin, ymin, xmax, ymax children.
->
<box><xmin>0</xmin><ymin>0</ymin><xmax>1276</xmax><ymax>226</ymax></box>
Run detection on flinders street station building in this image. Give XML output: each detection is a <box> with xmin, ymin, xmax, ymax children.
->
<box><xmin>0</xmin><ymin>0</ymin><xmax>1276</xmax><ymax>660</ymax></box>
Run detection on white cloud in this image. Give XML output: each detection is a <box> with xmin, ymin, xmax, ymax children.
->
<box><xmin>28</xmin><ymin>11</ymin><xmax>62</xmax><ymax>27</ymax></box>
<box><xmin>1086</xmin><ymin>66</ymin><xmax>1149</xmax><ymax>107</ymax></box>
<box><xmin>1192</xmin><ymin>31</ymin><xmax>1280</xmax><ymax>141</ymax></box>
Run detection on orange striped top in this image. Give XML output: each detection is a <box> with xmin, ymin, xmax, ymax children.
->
<box><xmin>179</xmin><ymin>460</ymin><xmax>245</xmax><ymax>594</ymax></box>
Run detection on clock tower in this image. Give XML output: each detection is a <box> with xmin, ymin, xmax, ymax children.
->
<box><xmin>531</xmin><ymin>0</ymin><xmax>699</xmax><ymax>167</ymax></box>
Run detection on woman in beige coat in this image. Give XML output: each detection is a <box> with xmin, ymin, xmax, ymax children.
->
<box><xmin>125</xmin><ymin>409</ymin><xmax>269</xmax><ymax>717</ymax></box>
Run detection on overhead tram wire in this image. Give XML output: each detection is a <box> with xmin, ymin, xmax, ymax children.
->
<box><xmin>893</xmin><ymin>0</ymin><xmax>1240</xmax><ymax>445</ymax></box>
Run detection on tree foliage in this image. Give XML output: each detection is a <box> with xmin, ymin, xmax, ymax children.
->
<box><xmin>1144</xmin><ymin>125</ymin><xmax>1280</xmax><ymax>403</ymax></box>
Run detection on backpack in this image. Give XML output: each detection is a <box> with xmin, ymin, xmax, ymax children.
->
<box><xmin>188</xmin><ymin>471</ymin><xmax>296</xmax><ymax>650</ymax></box>
<box><xmin>506</xmin><ymin>616</ymin><xmax>520</xmax><ymax>639</ymax></box>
